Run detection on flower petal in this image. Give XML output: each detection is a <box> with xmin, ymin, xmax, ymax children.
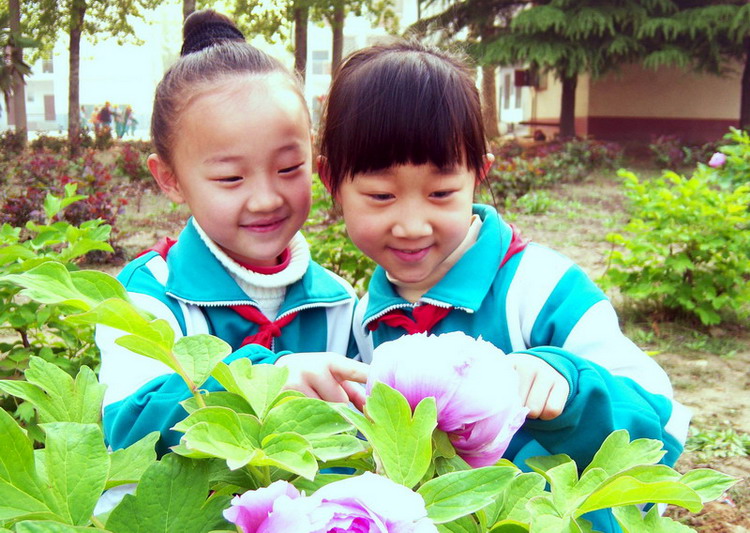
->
<box><xmin>224</xmin><ymin>480</ymin><xmax>300</xmax><ymax>533</ymax></box>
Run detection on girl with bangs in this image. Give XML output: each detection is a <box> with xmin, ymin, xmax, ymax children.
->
<box><xmin>318</xmin><ymin>40</ymin><xmax>690</xmax><ymax>533</ymax></box>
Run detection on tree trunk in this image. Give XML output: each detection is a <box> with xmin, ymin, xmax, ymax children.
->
<box><xmin>9</xmin><ymin>0</ymin><xmax>27</xmax><ymax>143</ymax></box>
<box><xmin>67</xmin><ymin>0</ymin><xmax>85</xmax><ymax>157</ymax></box>
<box><xmin>293</xmin><ymin>5</ymin><xmax>308</xmax><ymax>85</ymax></box>
<box><xmin>331</xmin><ymin>4</ymin><xmax>345</xmax><ymax>74</ymax></box>
<box><xmin>183</xmin><ymin>0</ymin><xmax>196</xmax><ymax>21</ymax></box>
<box><xmin>559</xmin><ymin>73</ymin><xmax>577</xmax><ymax>139</ymax></box>
<box><xmin>740</xmin><ymin>37</ymin><xmax>750</xmax><ymax>131</ymax></box>
<box><xmin>481</xmin><ymin>64</ymin><xmax>500</xmax><ymax>139</ymax></box>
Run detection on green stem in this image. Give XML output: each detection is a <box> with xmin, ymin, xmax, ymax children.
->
<box><xmin>90</xmin><ymin>514</ymin><xmax>106</xmax><ymax>529</ymax></box>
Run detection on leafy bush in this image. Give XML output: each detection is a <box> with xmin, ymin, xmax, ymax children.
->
<box><xmin>649</xmin><ymin>135</ymin><xmax>722</xmax><ymax>169</ymax></box>
<box><xmin>114</xmin><ymin>142</ymin><xmax>152</xmax><ymax>183</ymax></box>
<box><xmin>29</xmin><ymin>133</ymin><xmax>68</xmax><ymax>153</ymax></box>
<box><xmin>0</xmin><ymin>185</ymin><xmax>113</xmax><ymax>423</ymax></box>
<box><xmin>306</xmin><ymin>178</ymin><xmax>374</xmax><ymax>293</ymax></box>
<box><xmin>686</xmin><ymin>425</ymin><xmax>750</xmax><ymax>461</ymax></box>
<box><xmin>488</xmin><ymin>138</ymin><xmax>625</xmax><ymax>200</ymax></box>
<box><xmin>602</xmin><ymin>167</ymin><xmax>750</xmax><ymax>326</ymax></box>
<box><xmin>0</xmin><ymin>129</ymin><xmax>26</xmax><ymax>162</ymax></box>
<box><xmin>702</xmin><ymin>127</ymin><xmax>750</xmax><ymax>189</ymax></box>
<box><xmin>0</xmin><ymin>265</ymin><xmax>738</xmax><ymax>531</ymax></box>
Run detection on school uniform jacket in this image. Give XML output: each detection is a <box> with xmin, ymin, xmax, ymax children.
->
<box><xmin>98</xmin><ymin>220</ymin><xmax>358</xmax><ymax>456</ymax></box>
<box><xmin>353</xmin><ymin>204</ymin><xmax>691</xmax><ymax>472</ymax></box>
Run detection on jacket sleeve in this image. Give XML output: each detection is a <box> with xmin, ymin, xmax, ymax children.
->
<box><xmin>99</xmin><ymin>318</ymin><xmax>281</xmax><ymax>456</ymax></box>
<box><xmin>508</xmin><ymin>245</ymin><xmax>691</xmax><ymax>468</ymax></box>
<box><xmin>516</xmin><ymin>346</ymin><xmax>687</xmax><ymax>469</ymax></box>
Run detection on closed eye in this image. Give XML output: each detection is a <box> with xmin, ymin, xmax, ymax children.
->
<box><xmin>368</xmin><ymin>193</ymin><xmax>394</xmax><ymax>201</ymax></box>
<box><xmin>279</xmin><ymin>163</ymin><xmax>303</xmax><ymax>174</ymax></box>
<box><xmin>216</xmin><ymin>176</ymin><xmax>243</xmax><ymax>183</ymax></box>
<box><xmin>430</xmin><ymin>190</ymin><xmax>455</xmax><ymax>199</ymax></box>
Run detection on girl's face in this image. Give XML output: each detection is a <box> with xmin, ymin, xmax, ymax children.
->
<box><xmin>150</xmin><ymin>74</ymin><xmax>312</xmax><ymax>266</ymax></box>
<box><xmin>336</xmin><ymin>161</ymin><xmax>483</xmax><ymax>284</ymax></box>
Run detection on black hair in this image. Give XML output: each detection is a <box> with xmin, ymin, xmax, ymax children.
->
<box><xmin>319</xmin><ymin>39</ymin><xmax>487</xmax><ymax>196</ymax></box>
<box><xmin>151</xmin><ymin>9</ymin><xmax>304</xmax><ymax>166</ymax></box>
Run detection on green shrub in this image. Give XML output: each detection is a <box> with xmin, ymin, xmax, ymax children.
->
<box><xmin>703</xmin><ymin>127</ymin><xmax>750</xmax><ymax>189</ymax></box>
<box><xmin>0</xmin><ymin>185</ymin><xmax>113</xmax><ymax>421</ymax></box>
<box><xmin>601</xmin><ymin>167</ymin><xmax>750</xmax><ymax>326</ymax></box>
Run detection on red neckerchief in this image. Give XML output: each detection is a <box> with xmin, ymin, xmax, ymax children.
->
<box><xmin>368</xmin><ymin>224</ymin><xmax>529</xmax><ymax>334</ymax></box>
<box><xmin>230</xmin><ymin>305</ymin><xmax>298</xmax><ymax>349</ymax></box>
<box><xmin>137</xmin><ymin>237</ymin><xmax>296</xmax><ymax>349</ymax></box>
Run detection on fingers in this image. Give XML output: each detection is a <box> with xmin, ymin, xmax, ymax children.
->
<box><xmin>329</xmin><ymin>358</ymin><xmax>369</xmax><ymax>384</ymax></box>
<box><xmin>341</xmin><ymin>380</ymin><xmax>367</xmax><ymax>411</ymax></box>
<box><xmin>512</xmin><ymin>353</ymin><xmax>569</xmax><ymax>420</ymax></box>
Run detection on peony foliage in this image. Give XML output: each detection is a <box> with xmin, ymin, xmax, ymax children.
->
<box><xmin>0</xmin><ymin>263</ymin><xmax>739</xmax><ymax>532</ymax></box>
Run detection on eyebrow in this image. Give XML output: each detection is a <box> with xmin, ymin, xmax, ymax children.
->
<box><xmin>203</xmin><ymin>143</ymin><xmax>304</xmax><ymax>165</ymax></box>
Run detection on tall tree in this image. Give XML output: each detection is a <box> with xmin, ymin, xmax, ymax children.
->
<box><xmin>183</xmin><ymin>0</ymin><xmax>196</xmax><ymax>21</ymax></box>
<box><xmin>312</xmin><ymin>0</ymin><xmax>396</xmax><ymax>74</ymax></box>
<box><xmin>5</xmin><ymin>0</ymin><xmax>31</xmax><ymax>141</ymax></box>
<box><xmin>231</xmin><ymin>0</ymin><xmax>313</xmax><ymax>82</ymax></box>
<box><xmin>480</xmin><ymin>0</ymin><xmax>676</xmax><ymax>138</ymax></box>
<box><xmin>24</xmin><ymin>0</ymin><xmax>161</xmax><ymax>155</ymax></box>
<box><xmin>638</xmin><ymin>1</ymin><xmax>750</xmax><ymax>130</ymax></box>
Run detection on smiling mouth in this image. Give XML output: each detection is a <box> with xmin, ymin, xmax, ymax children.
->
<box><xmin>389</xmin><ymin>246</ymin><xmax>431</xmax><ymax>262</ymax></box>
<box><xmin>243</xmin><ymin>218</ymin><xmax>285</xmax><ymax>233</ymax></box>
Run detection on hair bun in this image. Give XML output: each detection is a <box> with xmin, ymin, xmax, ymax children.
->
<box><xmin>181</xmin><ymin>10</ymin><xmax>245</xmax><ymax>56</ymax></box>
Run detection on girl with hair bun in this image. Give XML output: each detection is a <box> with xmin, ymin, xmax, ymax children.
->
<box><xmin>97</xmin><ymin>9</ymin><xmax>367</xmax><ymax>458</ymax></box>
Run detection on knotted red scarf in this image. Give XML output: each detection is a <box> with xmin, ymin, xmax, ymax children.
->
<box><xmin>230</xmin><ymin>305</ymin><xmax>298</xmax><ymax>349</ymax></box>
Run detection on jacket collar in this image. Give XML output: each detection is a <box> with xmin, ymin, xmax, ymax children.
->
<box><xmin>164</xmin><ymin>219</ymin><xmax>352</xmax><ymax>309</ymax></box>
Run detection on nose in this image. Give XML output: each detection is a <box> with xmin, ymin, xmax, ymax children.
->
<box><xmin>392</xmin><ymin>209</ymin><xmax>432</xmax><ymax>239</ymax></box>
<box><xmin>246</xmin><ymin>175</ymin><xmax>284</xmax><ymax>213</ymax></box>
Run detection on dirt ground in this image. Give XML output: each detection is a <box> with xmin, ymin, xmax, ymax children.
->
<box><xmin>107</xmin><ymin>170</ymin><xmax>749</xmax><ymax>532</ymax></box>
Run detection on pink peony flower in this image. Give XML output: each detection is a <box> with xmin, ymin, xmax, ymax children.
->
<box><xmin>708</xmin><ymin>152</ymin><xmax>726</xmax><ymax>168</ymax></box>
<box><xmin>224</xmin><ymin>473</ymin><xmax>437</xmax><ymax>533</ymax></box>
<box><xmin>366</xmin><ymin>332</ymin><xmax>528</xmax><ymax>467</ymax></box>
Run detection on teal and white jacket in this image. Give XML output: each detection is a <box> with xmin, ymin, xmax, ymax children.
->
<box><xmin>354</xmin><ymin>204</ymin><xmax>691</xmax><ymax>472</ymax></box>
<box><xmin>98</xmin><ymin>219</ymin><xmax>358</xmax><ymax>456</ymax></box>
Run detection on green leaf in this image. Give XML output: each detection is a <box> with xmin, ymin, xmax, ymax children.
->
<box><xmin>612</xmin><ymin>505</ymin><xmax>694</xmax><ymax>532</ymax></box>
<box><xmin>0</xmin><ymin>408</ymin><xmax>55</xmax><ymax>522</ymax></box>
<box><xmin>106</xmin><ymin>432</ymin><xmax>159</xmax><ymax>490</ymax></box>
<box><xmin>0</xmin><ymin>244</ymin><xmax>36</xmax><ymax>265</ymax></box>
<box><xmin>173</xmin><ymin>408</ymin><xmax>261</xmax><ymax>470</ymax></box>
<box><xmin>493</xmin><ymin>472</ymin><xmax>547</xmax><ymax>524</ymax></box>
<box><xmin>105</xmin><ymin>454</ymin><xmax>231</xmax><ymax>533</ymax></box>
<box><xmin>0</xmin><ymin>358</ymin><xmax>104</xmax><ymax>424</ymax></box>
<box><xmin>679</xmin><ymin>468</ymin><xmax>739</xmax><ymax>503</ymax></box>
<box><xmin>181</xmin><ymin>391</ymin><xmax>253</xmax><ymax>415</ymax></box>
<box><xmin>358</xmin><ymin>383</ymin><xmax>436</xmax><ymax>487</ymax></box>
<box><xmin>583</xmin><ymin>430</ymin><xmax>666</xmax><ymax>477</ymax></box>
<box><xmin>437</xmin><ymin>514</ymin><xmax>482</xmax><ymax>533</ymax></box>
<box><xmin>173</xmin><ymin>335</ymin><xmax>232</xmax><ymax>388</ymax></box>
<box><xmin>577</xmin><ymin>476</ymin><xmax>703</xmax><ymax>516</ymax></box>
<box><xmin>419</xmin><ymin>466</ymin><xmax>518</xmax><ymax>523</ymax></box>
<box><xmin>39</xmin><ymin>423</ymin><xmax>110</xmax><ymax>526</ymax></box>
<box><xmin>254</xmin><ymin>432</ymin><xmax>318</xmax><ymax>480</ymax></box>
<box><xmin>1</xmin><ymin>263</ymin><xmax>124</xmax><ymax>311</ymax></box>
<box><xmin>211</xmin><ymin>359</ymin><xmax>287</xmax><ymax>417</ymax></box>
<box><xmin>307</xmin><ymin>434</ymin><xmax>368</xmax><ymax>462</ymax></box>
<box><xmin>262</xmin><ymin>396</ymin><xmax>353</xmax><ymax>440</ymax></box>
<box><xmin>15</xmin><ymin>522</ymin><xmax>110</xmax><ymax>532</ymax></box>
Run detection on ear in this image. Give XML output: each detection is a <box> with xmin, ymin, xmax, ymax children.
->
<box><xmin>478</xmin><ymin>153</ymin><xmax>495</xmax><ymax>183</ymax></box>
<box><xmin>148</xmin><ymin>154</ymin><xmax>185</xmax><ymax>204</ymax></box>
<box><xmin>316</xmin><ymin>155</ymin><xmax>333</xmax><ymax>194</ymax></box>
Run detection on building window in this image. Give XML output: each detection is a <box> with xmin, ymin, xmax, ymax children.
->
<box><xmin>42</xmin><ymin>59</ymin><xmax>54</xmax><ymax>73</ymax></box>
<box><xmin>27</xmin><ymin>92</ymin><xmax>34</xmax><ymax>103</ymax></box>
<box><xmin>515</xmin><ymin>85</ymin><xmax>522</xmax><ymax>109</ymax></box>
<box><xmin>312</xmin><ymin>50</ymin><xmax>330</xmax><ymax>76</ymax></box>
<box><xmin>44</xmin><ymin>94</ymin><xmax>56</xmax><ymax>121</ymax></box>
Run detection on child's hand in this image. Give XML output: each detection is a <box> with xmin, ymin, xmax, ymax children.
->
<box><xmin>507</xmin><ymin>352</ymin><xmax>570</xmax><ymax>420</ymax></box>
<box><xmin>276</xmin><ymin>353</ymin><xmax>369</xmax><ymax>411</ymax></box>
